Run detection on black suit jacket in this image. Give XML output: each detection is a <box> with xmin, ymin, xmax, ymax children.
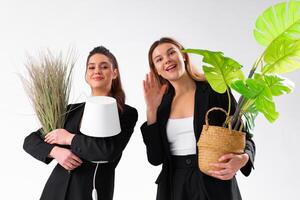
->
<box><xmin>141</xmin><ymin>81</ymin><xmax>255</xmax><ymax>200</ymax></box>
<box><xmin>23</xmin><ymin>103</ymin><xmax>138</xmax><ymax>200</ymax></box>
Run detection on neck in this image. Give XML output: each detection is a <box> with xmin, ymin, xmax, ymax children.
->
<box><xmin>170</xmin><ymin>73</ymin><xmax>196</xmax><ymax>96</ymax></box>
<box><xmin>92</xmin><ymin>88</ymin><xmax>110</xmax><ymax>96</ymax></box>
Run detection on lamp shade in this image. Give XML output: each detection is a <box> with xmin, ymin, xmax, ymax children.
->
<box><xmin>80</xmin><ymin>96</ymin><xmax>121</xmax><ymax>137</ymax></box>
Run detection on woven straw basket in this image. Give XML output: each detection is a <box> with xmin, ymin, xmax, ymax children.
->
<box><xmin>197</xmin><ymin>107</ymin><xmax>246</xmax><ymax>176</ymax></box>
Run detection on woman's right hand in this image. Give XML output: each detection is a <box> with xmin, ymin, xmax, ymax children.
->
<box><xmin>143</xmin><ymin>71</ymin><xmax>167</xmax><ymax>125</ymax></box>
<box><xmin>49</xmin><ymin>146</ymin><xmax>82</xmax><ymax>171</ymax></box>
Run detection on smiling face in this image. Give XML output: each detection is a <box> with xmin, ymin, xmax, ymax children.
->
<box><xmin>86</xmin><ymin>53</ymin><xmax>117</xmax><ymax>94</ymax></box>
<box><xmin>151</xmin><ymin>43</ymin><xmax>186</xmax><ymax>83</ymax></box>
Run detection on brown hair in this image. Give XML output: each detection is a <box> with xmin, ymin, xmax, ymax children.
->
<box><xmin>86</xmin><ymin>46</ymin><xmax>125</xmax><ymax>112</ymax></box>
<box><xmin>148</xmin><ymin>37</ymin><xmax>205</xmax><ymax>86</ymax></box>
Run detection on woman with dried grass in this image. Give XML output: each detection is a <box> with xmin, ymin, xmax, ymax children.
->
<box><xmin>23</xmin><ymin>46</ymin><xmax>138</xmax><ymax>200</ymax></box>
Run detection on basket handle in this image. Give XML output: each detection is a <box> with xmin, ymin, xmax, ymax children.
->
<box><xmin>205</xmin><ymin>107</ymin><xmax>231</xmax><ymax>131</ymax></box>
<box><xmin>205</xmin><ymin>107</ymin><xmax>244</xmax><ymax>132</ymax></box>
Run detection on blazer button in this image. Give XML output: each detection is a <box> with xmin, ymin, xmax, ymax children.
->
<box><xmin>186</xmin><ymin>158</ymin><xmax>191</xmax><ymax>165</ymax></box>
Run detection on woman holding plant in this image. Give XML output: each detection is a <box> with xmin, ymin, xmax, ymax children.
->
<box><xmin>141</xmin><ymin>37</ymin><xmax>255</xmax><ymax>200</ymax></box>
<box><xmin>23</xmin><ymin>46</ymin><xmax>138</xmax><ymax>200</ymax></box>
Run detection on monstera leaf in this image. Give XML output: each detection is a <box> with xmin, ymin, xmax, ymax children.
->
<box><xmin>254</xmin><ymin>1</ymin><xmax>300</xmax><ymax>46</ymax></box>
<box><xmin>261</xmin><ymin>74</ymin><xmax>294</xmax><ymax>96</ymax></box>
<box><xmin>231</xmin><ymin>76</ymin><xmax>279</xmax><ymax>123</ymax></box>
<box><xmin>262</xmin><ymin>38</ymin><xmax>300</xmax><ymax>74</ymax></box>
<box><xmin>230</xmin><ymin>78</ymin><xmax>265</xmax><ymax>99</ymax></box>
<box><xmin>255</xmin><ymin>87</ymin><xmax>279</xmax><ymax>123</ymax></box>
<box><xmin>183</xmin><ymin>49</ymin><xmax>244</xmax><ymax>93</ymax></box>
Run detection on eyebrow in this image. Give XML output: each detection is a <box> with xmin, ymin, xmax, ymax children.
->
<box><xmin>167</xmin><ymin>47</ymin><xmax>175</xmax><ymax>53</ymax></box>
<box><xmin>153</xmin><ymin>47</ymin><xmax>175</xmax><ymax>60</ymax></box>
<box><xmin>88</xmin><ymin>61</ymin><xmax>110</xmax><ymax>66</ymax></box>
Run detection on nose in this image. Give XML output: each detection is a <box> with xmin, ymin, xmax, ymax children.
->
<box><xmin>164</xmin><ymin>56</ymin><xmax>171</xmax><ymax>65</ymax></box>
<box><xmin>94</xmin><ymin>66</ymin><xmax>103</xmax><ymax>74</ymax></box>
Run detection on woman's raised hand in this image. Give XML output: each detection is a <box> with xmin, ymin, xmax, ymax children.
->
<box><xmin>143</xmin><ymin>71</ymin><xmax>167</xmax><ymax>124</ymax></box>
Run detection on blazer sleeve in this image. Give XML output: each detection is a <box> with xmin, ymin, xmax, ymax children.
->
<box><xmin>213</xmin><ymin>89</ymin><xmax>256</xmax><ymax>176</ymax></box>
<box><xmin>140</xmin><ymin>121</ymin><xmax>164</xmax><ymax>166</ymax></box>
<box><xmin>23</xmin><ymin>129</ymin><xmax>55</xmax><ymax>164</ymax></box>
<box><xmin>70</xmin><ymin>106</ymin><xmax>138</xmax><ymax>162</ymax></box>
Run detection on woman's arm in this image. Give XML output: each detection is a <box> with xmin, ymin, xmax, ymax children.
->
<box><xmin>140</xmin><ymin>121</ymin><xmax>164</xmax><ymax>166</ymax></box>
<box><xmin>23</xmin><ymin>129</ymin><xmax>83</xmax><ymax>171</ymax></box>
<box><xmin>140</xmin><ymin>72</ymin><xmax>167</xmax><ymax>166</ymax></box>
<box><xmin>240</xmin><ymin>135</ymin><xmax>255</xmax><ymax>176</ymax></box>
<box><xmin>23</xmin><ymin>130</ymin><xmax>55</xmax><ymax>164</ymax></box>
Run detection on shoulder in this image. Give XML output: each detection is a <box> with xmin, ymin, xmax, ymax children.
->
<box><xmin>67</xmin><ymin>102</ymin><xmax>85</xmax><ymax>112</ymax></box>
<box><xmin>195</xmin><ymin>80</ymin><xmax>226</xmax><ymax>97</ymax></box>
<box><xmin>65</xmin><ymin>103</ymin><xmax>85</xmax><ymax>119</ymax></box>
<box><xmin>124</xmin><ymin>104</ymin><xmax>138</xmax><ymax>113</ymax></box>
<box><xmin>122</xmin><ymin>104</ymin><xmax>138</xmax><ymax>119</ymax></box>
<box><xmin>195</xmin><ymin>80</ymin><xmax>217</xmax><ymax>100</ymax></box>
<box><xmin>194</xmin><ymin>81</ymin><xmax>231</xmax><ymax>109</ymax></box>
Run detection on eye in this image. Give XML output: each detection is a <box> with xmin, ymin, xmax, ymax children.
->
<box><xmin>88</xmin><ymin>66</ymin><xmax>95</xmax><ymax>70</ymax></box>
<box><xmin>100</xmin><ymin>65</ymin><xmax>109</xmax><ymax>70</ymax></box>
<box><xmin>155</xmin><ymin>57</ymin><xmax>162</xmax><ymax>63</ymax></box>
<box><xmin>169</xmin><ymin>50</ymin><xmax>176</xmax><ymax>55</ymax></box>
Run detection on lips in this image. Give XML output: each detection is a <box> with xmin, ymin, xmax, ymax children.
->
<box><xmin>165</xmin><ymin>64</ymin><xmax>176</xmax><ymax>72</ymax></box>
<box><xmin>92</xmin><ymin>76</ymin><xmax>104</xmax><ymax>81</ymax></box>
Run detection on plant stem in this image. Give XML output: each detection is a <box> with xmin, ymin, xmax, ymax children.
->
<box><xmin>234</xmin><ymin>114</ymin><xmax>242</xmax><ymax>130</ymax></box>
<box><xmin>230</xmin><ymin>53</ymin><xmax>264</xmax><ymax>130</ymax></box>
<box><xmin>223</xmin><ymin>88</ymin><xmax>231</xmax><ymax>127</ymax></box>
<box><xmin>231</xmin><ymin>97</ymin><xmax>244</xmax><ymax>128</ymax></box>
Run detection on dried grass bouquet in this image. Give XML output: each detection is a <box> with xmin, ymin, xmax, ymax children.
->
<box><xmin>21</xmin><ymin>49</ymin><xmax>76</xmax><ymax>137</ymax></box>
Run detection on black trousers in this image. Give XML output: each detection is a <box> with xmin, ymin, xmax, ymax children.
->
<box><xmin>171</xmin><ymin>155</ymin><xmax>207</xmax><ymax>200</ymax></box>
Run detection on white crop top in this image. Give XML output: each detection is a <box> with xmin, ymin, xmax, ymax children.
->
<box><xmin>166</xmin><ymin>116</ymin><xmax>196</xmax><ymax>155</ymax></box>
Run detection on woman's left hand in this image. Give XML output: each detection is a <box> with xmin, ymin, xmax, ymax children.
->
<box><xmin>44</xmin><ymin>129</ymin><xmax>75</xmax><ymax>145</ymax></box>
<box><xmin>208</xmin><ymin>153</ymin><xmax>249</xmax><ymax>180</ymax></box>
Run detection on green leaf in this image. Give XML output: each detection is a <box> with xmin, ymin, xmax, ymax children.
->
<box><xmin>183</xmin><ymin>49</ymin><xmax>244</xmax><ymax>93</ymax></box>
<box><xmin>230</xmin><ymin>79</ymin><xmax>265</xmax><ymax>99</ymax></box>
<box><xmin>263</xmin><ymin>38</ymin><xmax>300</xmax><ymax>73</ymax></box>
<box><xmin>231</xmin><ymin>77</ymin><xmax>279</xmax><ymax>123</ymax></box>
<box><xmin>264</xmin><ymin>74</ymin><xmax>294</xmax><ymax>96</ymax></box>
<box><xmin>255</xmin><ymin>88</ymin><xmax>279</xmax><ymax>123</ymax></box>
<box><xmin>254</xmin><ymin>1</ymin><xmax>300</xmax><ymax>46</ymax></box>
<box><xmin>254</xmin><ymin>73</ymin><xmax>294</xmax><ymax>96</ymax></box>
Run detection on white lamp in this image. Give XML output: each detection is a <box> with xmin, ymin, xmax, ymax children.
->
<box><xmin>80</xmin><ymin>96</ymin><xmax>121</xmax><ymax>137</ymax></box>
<box><xmin>79</xmin><ymin>96</ymin><xmax>121</xmax><ymax>200</ymax></box>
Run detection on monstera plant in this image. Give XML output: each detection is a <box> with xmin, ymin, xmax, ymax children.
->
<box><xmin>184</xmin><ymin>0</ymin><xmax>300</xmax><ymax>131</ymax></box>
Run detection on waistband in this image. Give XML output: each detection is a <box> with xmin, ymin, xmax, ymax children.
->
<box><xmin>171</xmin><ymin>154</ymin><xmax>197</xmax><ymax>169</ymax></box>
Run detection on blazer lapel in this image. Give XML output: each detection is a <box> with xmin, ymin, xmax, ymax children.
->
<box><xmin>194</xmin><ymin>81</ymin><xmax>209</xmax><ymax>140</ymax></box>
<box><xmin>64</xmin><ymin>103</ymin><xmax>85</xmax><ymax>134</ymax></box>
<box><xmin>158</xmin><ymin>86</ymin><xmax>175</xmax><ymax>156</ymax></box>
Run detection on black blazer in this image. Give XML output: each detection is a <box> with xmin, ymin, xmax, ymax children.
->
<box><xmin>23</xmin><ymin>103</ymin><xmax>138</xmax><ymax>200</ymax></box>
<box><xmin>141</xmin><ymin>81</ymin><xmax>255</xmax><ymax>200</ymax></box>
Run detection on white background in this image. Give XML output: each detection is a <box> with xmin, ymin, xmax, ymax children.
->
<box><xmin>1</xmin><ymin>0</ymin><xmax>299</xmax><ymax>199</ymax></box>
